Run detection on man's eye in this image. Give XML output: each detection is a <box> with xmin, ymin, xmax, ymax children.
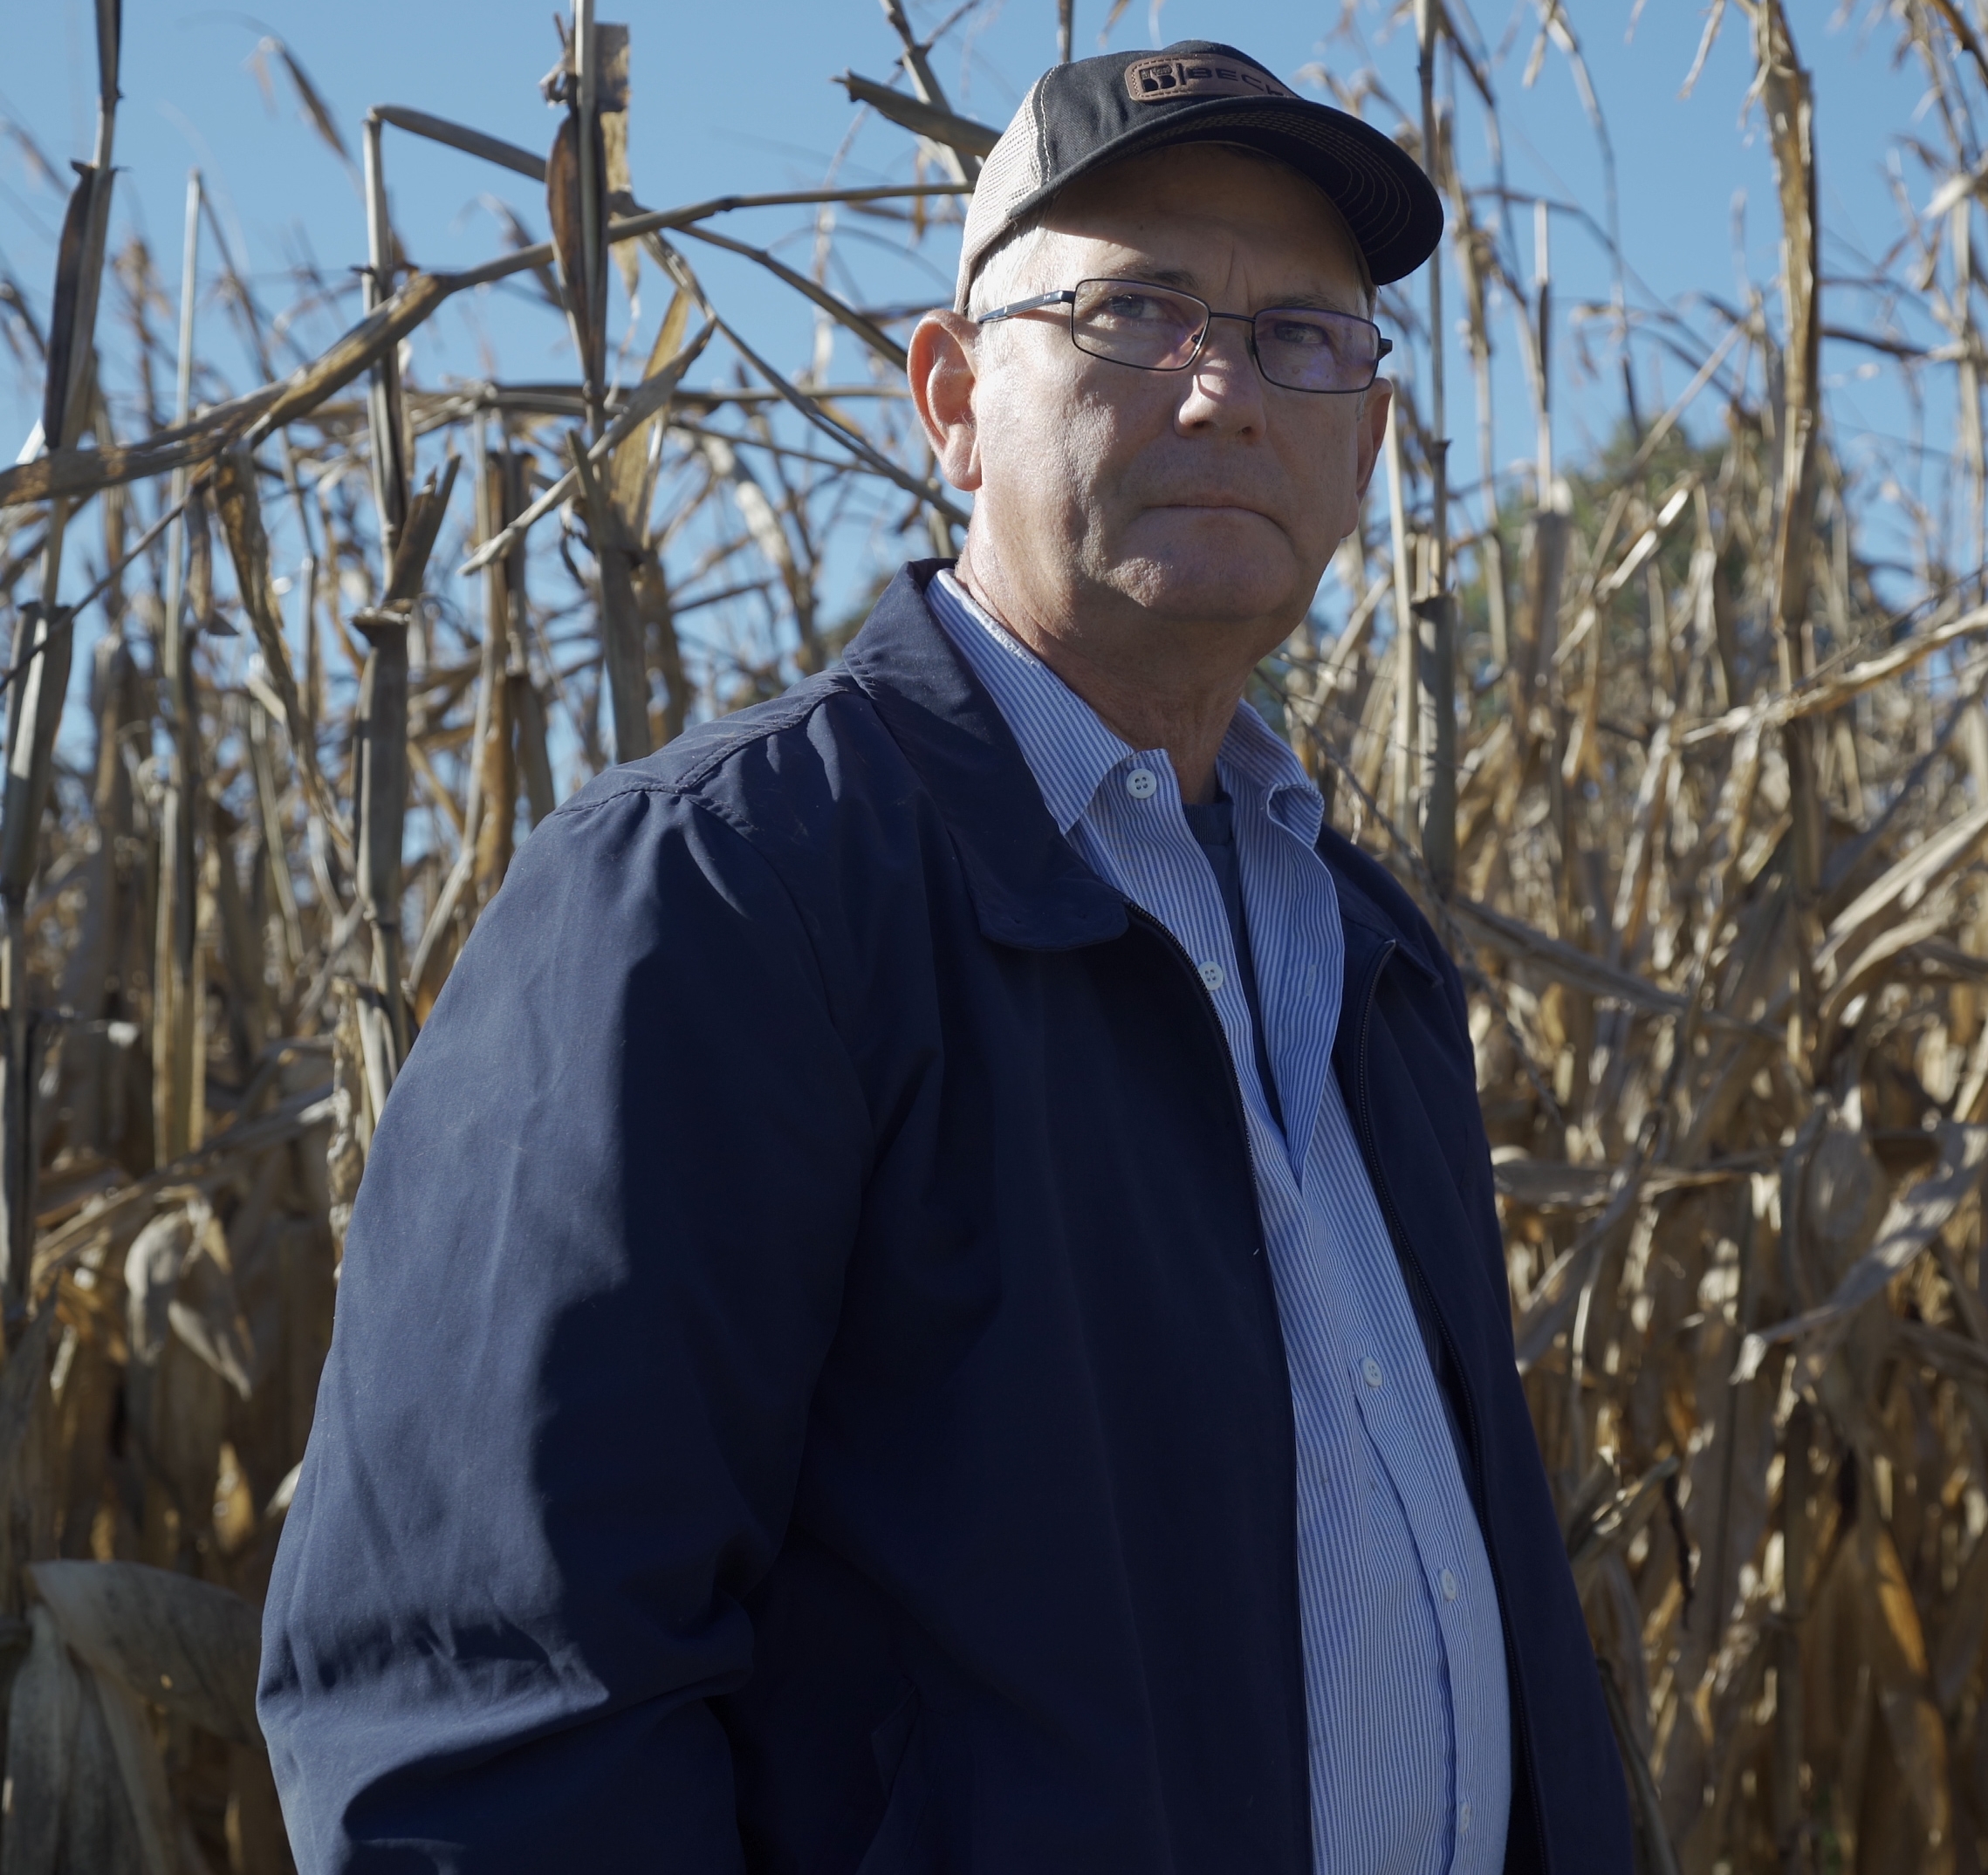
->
<box><xmin>1100</xmin><ymin>293</ymin><xmax>1174</xmax><ymax>322</ymax></box>
<box><xmin>1265</xmin><ymin>317</ymin><xmax>1333</xmax><ymax>350</ymax></box>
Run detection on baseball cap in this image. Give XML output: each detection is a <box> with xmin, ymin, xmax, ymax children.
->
<box><xmin>954</xmin><ymin>40</ymin><xmax>1443</xmax><ymax>311</ymax></box>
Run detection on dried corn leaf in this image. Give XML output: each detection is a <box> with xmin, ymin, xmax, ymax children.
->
<box><xmin>261</xmin><ymin>35</ymin><xmax>354</xmax><ymax>173</ymax></box>
<box><xmin>1790</xmin><ymin>1093</ymin><xmax>1890</xmax><ymax>1300</ymax></box>
<box><xmin>123</xmin><ymin>1207</ymin><xmax>195</xmax><ymax>1367</ymax></box>
<box><xmin>1897</xmin><ymin>1318</ymin><xmax>1988</xmax><ymax>1388</ymax></box>
<box><xmin>212</xmin><ymin>450</ymin><xmax>342</xmax><ymax>855</ymax></box>
<box><xmin>39</xmin><ymin>161</ymin><xmax>108</xmax><ymax>452</ymax></box>
<box><xmin>609</xmin><ymin>288</ymin><xmax>690</xmax><ymax>525</ymax></box>
<box><xmin>1456</xmin><ymin>897</ymin><xmax>1689</xmax><ymax>1019</ymax></box>
<box><xmin>1868</xmin><ymin>1523</ymin><xmax>1950</xmax><ymax>1852</ymax></box>
<box><xmin>709</xmin><ymin>310</ymin><xmax>969</xmax><ymax>527</ymax></box>
<box><xmin>88</xmin><ymin>1665</ymin><xmax>177</xmax><ymax>1875</ymax></box>
<box><xmin>59</xmin><ymin>1664</ymin><xmax>147</xmax><ymax>1875</ymax></box>
<box><xmin>374</xmin><ymin>104</ymin><xmax>545</xmax><ymax>181</ymax></box>
<box><xmin>1738</xmin><ymin>1122</ymin><xmax>1988</xmax><ymax>1377</ymax></box>
<box><xmin>835</xmin><ymin>72</ymin><xmax>999</xmax><ymax>159</ymax></box>
<box><xmin>458</xmin><ymin>314</ymin><xmax>715</xmax><ymax>575</ymax></box>
<box><xmin>1568</xmin><ymin>1455</ymin><xmax>1680</xmax><ymax>1595</ymax></box>
<box><xmin>33</xmin><ymin>1081</ymin><xmax>333</xmax><ymax>1293</ymax></box>
<box><xmin>1930</xmin><ymin>1498</ymin><xmax>1988</xmax><ymax>1711</ymax></box>
<box><xmin>247</xmin><ymin>268</ymin><xmax>457</xmax><ymax>443</ymax></box>
<box><xmin>1819</xmin><ymin>801</ymin><xmax>1988</xmax><ymax>971</ymax></box>
<box><xmin>382</xmin><ymin>455</ymin><xmax>462</xmax><ymax>607</ymax></box>
<box><xmin>168</xmin><ymin>1232</ymin><xmax>257</xmax><ymax>1402</ymax></box>
<box><xmin>31</xmin><ymin>1560</ymin><xmax>264</xmax><ymax>1747</ymax></box>
<box><xmin>681</xmin><ymin>224</ymin><xmax>907</xmax><ymax>373</ymax></box>
<box><xmin>1684</xmin><ymin>606</ymin><xmax>1988</xmax><ymax>748</ymax></box>
<box><xmin>0</xmin><ymin>419</ymin><xmax>251</xmax><ymax>512</ymax></box>
<box><xmin>1495</xmin><ymin>1153</ymin><xmax>1614</xmax><ymax>1209</ymax></box>
<box><xmin>2</xmin><ymin>1605</ymin><xmax>79</xmax><ymax>1875</ymax></box>
<box><xmin>546</xmin><ymin>112</ymin><xmax>604</xmax><ymax>401</ymax></box>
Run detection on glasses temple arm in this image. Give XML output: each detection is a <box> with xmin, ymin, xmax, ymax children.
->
<box><xmin>972</xmin><ymin>289</ymin><xmax>1076</xmax><ymax>326</ymax></box>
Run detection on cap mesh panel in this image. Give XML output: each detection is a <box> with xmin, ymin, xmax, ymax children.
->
<box><xmin>956</xmin><ymin>77</ymin><xmax>1051</xmax><ymax>310</ymax></box>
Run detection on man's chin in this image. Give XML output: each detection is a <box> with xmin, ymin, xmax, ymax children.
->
<box><xmin>1100</xmin><ymin>511</ymin><xmax>1306</xmax><ymax>614</ymax></box>
<box><xmin>1102</xmin><ymin>544</ymin><xmax>1300</xmax><ymax>624</ymax></box>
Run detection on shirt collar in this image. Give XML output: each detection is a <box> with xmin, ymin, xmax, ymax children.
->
<box><xmin>1216</xmin><ymin>694</ymin><xmax>1326</xmax><ymax>848</ymax></box>
<box><xmin>929</xmin><ymin>568</ymin><xmax>1326</xmax><ymax>843</ymax></box>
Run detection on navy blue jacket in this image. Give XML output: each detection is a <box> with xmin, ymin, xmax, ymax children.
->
<box><xmin>261</xmin><ymin>563</ymin><xmax>1633</xmax><ymax>1873</ymax></box>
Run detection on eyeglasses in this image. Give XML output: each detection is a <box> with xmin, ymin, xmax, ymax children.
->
<box><xmin>974</xmin><ymin>277</ymin><xmax>1391</xmax><ymax>395</ymax></box>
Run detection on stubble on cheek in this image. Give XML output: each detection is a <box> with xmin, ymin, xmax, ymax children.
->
<box><xmin>980</xmin><ymin>359</ymin><xmax>1125</xmax><ymax>598</ymax></box>
<box><xmin>1056</xmin><ymin>397</ymin><xmax>1140</xmax><ymax>591</ymax></box>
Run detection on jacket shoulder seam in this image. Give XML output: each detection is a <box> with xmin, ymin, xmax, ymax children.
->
<box><xmin>547</xmin><ymin>675</ymin><xmax>866</xmax><ymax>820</ymax></box>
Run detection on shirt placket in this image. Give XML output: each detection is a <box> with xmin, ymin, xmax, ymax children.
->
<box><xmin>1088</xmin><ymin>754</ymin><xmax>1280</xmax><ymax>1139</ymax></box>
<box><xmin>1224</xmin><ymin>771</ymin><xmax>1335</xmax><ymax>1184</ymax></box>
<box><xmin>1321</xmin><ymin>1081</ymin><xmax>1505</xmax><ymax>1866</ymax></box>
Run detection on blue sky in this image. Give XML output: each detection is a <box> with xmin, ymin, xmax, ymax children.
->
<box><xmin>0</xmin><ymin>0</ymin><xmax>1967</xmax><ymax>748</ymax></box>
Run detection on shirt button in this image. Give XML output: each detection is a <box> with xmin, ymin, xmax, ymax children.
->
<box><xmin>1459</xmin><ymin>1802</ymin><xmax>1472</xmax><ymax>1835</ymax></box>
<box><xmin>1441</xmin><ymin>1569</ymin><xmax>1458</xmax><ymax>1601</ymax></box>
<box><xmin>1126</xmin><ymin>767</ymin><xmax>1158</xmax><ymax>799</ymax></box>
<box><xmin>1361</xmin><ymin>1358</ymin><xmax>1383</xmax><ymax>1389</ymax></box>
<box><xmin>1197</xmin><ymin>961</ymin><xmax>1225</xmax><ymax>991</ymax></box>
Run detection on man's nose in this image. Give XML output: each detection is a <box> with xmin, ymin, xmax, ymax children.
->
<box><xmin>1180</xmin><ymin>316</ymin><xmax>1265</xmax><ymax>430</ymax></box>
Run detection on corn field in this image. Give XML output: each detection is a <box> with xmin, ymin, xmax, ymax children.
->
<box><xmin>0</xmin><ymin>0</ymin><xmax>1983</xmax><ymax>1868</ymax></box>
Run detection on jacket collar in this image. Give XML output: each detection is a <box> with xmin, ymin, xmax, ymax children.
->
<box><xmin>1330</xmin><ymin>878</ymin><xmax>1423</xmax><ymax>1025</ymax></box>
<box><xmin>842</xmin><ymin>559</ymin><xmax>1436</xmax><ymax>981</ymax></box>
<box><xmin>841</xmin><ymin>562</ymin><xmax>1129</xmax><ymax>950</ymax></box>
<box><xmin>1319</xmin><ymin>826</ymin><xmax>1443</xmax><ymax>990</ymax></box>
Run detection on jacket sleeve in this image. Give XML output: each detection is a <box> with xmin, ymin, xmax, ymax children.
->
<box><xmin>258</xmin><ymin>779</ymin><xmax>873</xmax><ymax>1872</ymax></box>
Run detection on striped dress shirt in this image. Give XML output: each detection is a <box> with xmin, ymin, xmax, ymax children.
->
<box><xmin>929</xmin><ymin>571</ymin><xmax>1510</xmax><ymax>1874</ymax></box>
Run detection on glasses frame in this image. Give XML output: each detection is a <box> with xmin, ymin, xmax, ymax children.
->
<box><xmin>973</xmin><ymin>277</ymin><xmax>1393</xmax><ymax>396</ymax></box>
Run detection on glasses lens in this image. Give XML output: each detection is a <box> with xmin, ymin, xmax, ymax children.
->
<box><xmin>1069</xmin><ymin>279</ymin><xmax>1206</xmax><ymax>371</ymax></box>
<box><xmin>1252</xmin><ymin>308</ymin><xmax>1381</xmax><ymax>392</ymax></box>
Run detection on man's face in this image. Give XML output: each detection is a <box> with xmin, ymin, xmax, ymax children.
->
<box><xmin>936</xmin><ymin>143</ymin><xmax>1389</xmax><ymax>645</ymax></box>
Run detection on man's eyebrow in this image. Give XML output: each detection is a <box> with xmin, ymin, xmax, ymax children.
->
<box><xmin>1266</xmin><ymin>291</ymin><xmax>1361</xmax><ymax>312</ymax></box>
<box><xmin>1110</xmin><ymin>265</ymin><xmax>1363</xmax><ymax>314</ymax></box>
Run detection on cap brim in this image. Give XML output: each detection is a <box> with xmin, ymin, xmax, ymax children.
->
<box><xmin>1004</xmin><ymin>95</ymin><xmax>1443</xmax><ymax>289</ymax></box>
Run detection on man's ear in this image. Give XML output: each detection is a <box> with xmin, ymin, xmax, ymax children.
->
<box><xmin>1354</xmin><ymin>376</ymin><xmax>1393</xmax><ymax>502</ymax></box>
<box><xmin>909</xmin><ymin>311</ymin><xmax>984</xmax><ymax>494</ymax></box>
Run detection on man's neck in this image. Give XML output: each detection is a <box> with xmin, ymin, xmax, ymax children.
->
<box><xmin>953</xmin><ymin>551</ymin><xmax>1263</xmax><ymax>806</ymax></box>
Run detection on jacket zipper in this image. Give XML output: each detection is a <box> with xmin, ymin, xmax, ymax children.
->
<box><xmin>1343</xmin><ymin>937</ymin><xmax>1553</xmax><ymax>1872</ymax></box>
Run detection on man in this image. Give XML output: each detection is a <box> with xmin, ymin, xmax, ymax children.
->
<box><xmin>262</xmin><ymin>39</ymin><xmax>1634</xmax><ymax>1874</ymax></box>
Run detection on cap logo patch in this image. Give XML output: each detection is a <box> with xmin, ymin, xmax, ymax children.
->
<box><xmin>1123</xmin><ymin>56</ymin><xmax>1296</xmax><ymax>104</ymax></box>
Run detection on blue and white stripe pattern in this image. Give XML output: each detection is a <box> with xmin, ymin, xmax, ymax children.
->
<box><xmin>929</xmin><ymin>571</ymin><xmax>1511</xmax><ymax>1874</ymax></box>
